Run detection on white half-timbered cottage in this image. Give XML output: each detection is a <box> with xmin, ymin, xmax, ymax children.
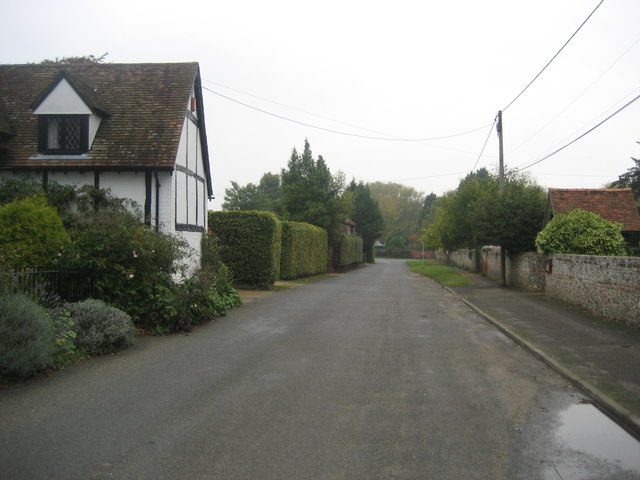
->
<box><xmin>0</xmin><ymin>62</ymin><xmax>213</xmax><ymax>271</ymax></box>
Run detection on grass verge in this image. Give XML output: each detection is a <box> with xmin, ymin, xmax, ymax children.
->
<box><xmin>407</xmin><ymin>260</ymin><xmax>474</xmax><ymax>287</ymax></box>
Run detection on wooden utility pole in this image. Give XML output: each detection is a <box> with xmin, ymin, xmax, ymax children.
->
<box><xmin>496</xmin><ymin>110</ymin><xmax>506</xmax><ymax>287</ymax></box>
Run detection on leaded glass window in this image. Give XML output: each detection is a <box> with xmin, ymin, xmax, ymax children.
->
<box><xmin>38</xmin><ymin>115</ymin><xmax>88</xmax><ymax>153</ymax></box>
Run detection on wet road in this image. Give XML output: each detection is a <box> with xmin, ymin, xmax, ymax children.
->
<box><xmin>0</xmin><ymin>259</ymin><xmax>637</xmax><ymax>479</ymax></box>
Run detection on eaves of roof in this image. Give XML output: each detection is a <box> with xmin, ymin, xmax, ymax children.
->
<box><xmin>548</xmin><ymin>188</ymin><xmax>640</xmax><ymax>232</ymax></box>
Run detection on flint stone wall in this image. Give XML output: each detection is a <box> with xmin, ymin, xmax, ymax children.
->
<box><xmin>439</xmin><ymin>248</ymin><xmax>639</xmax><ymax>327</ymax></box>
<box><xmin>545</xmin><ymin>254</ymin><xmax>640</xmax><ymax>327</ymax></box>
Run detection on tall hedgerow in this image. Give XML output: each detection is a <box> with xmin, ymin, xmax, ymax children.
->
<box><xmin>280</xmin><ymin>221</ymin><xmax>328</xmax><ymax>280</ymax></box>
<box><xmin>209</xmin><ymin>211</ymin><xmax>282</xmax><ymax>288</ymax></box>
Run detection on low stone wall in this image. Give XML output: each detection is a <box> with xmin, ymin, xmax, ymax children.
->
<box><xmin>434</xmin><ymin>250</ymin><xmax>448</xmax><ymax>264</ymax></box>
<box><xmin>450</xmin><ymin>249</ymin><xmax>477</xmax><ymax>271</ymax></box>
<box><xmin>481</xmin><ymin>247</ymin><xmax>547</xmax><ymax>292</ymax></box>
<box><xmin>438</xmin><ymin>248</ymin><xmax>640</xmax><ymax>327</ymax></box>
<box><xmin>434</xmin><ymin>249</ymin><xmax>478</xmax><ymax>270</ymax></box>
<box><xmin>546</xmin><ymin>254</ymin><xmax>640</xmax><ymax>327</ymax></box>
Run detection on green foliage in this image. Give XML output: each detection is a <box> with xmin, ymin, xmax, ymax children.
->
<box><xmin>382</xmin><ymin>233</ymin><xmax>410</xmax><ymax>258</ymax></box>
<box><xmin>0</xmin><ymin>177</ymin><xmax>41</xmax><ymax>204</ymax></box>
<box><xmin>223</xmin><ymin>181</ymin><xmax>268</xmax><ymax>211</ymax></box>
<box><xmin>50</xmin><ymin>309</ymin><xmax>82</xmax><ymax>368</ymax></box>
<box><xmin>168</xmin><ymin>267</ymin><xmax>242</xmax><ymax>331</ymax></box>
<box><xmin>53</xmin><ymin>299</ymin><xmax>134</xmax><ymax>356</ymax></box>
<box><xmin>0</xmin><ymin>177</ymin><xmax>95</xmax><ymax>226</ymax></box>
<box><xmin>222</xmin><ymin>172</ymin><xmax>282</xmax><ymax>214</ymax></box>
<box><xmin>418</xmin><ymin>193</ymin><xmax>438</xmax><ymax>231</ymax></box>
<box><xmin>424</xmin><ymin>170</ymin><xmax>546</xmax><ymax>254</ymax></box>
<box><xmin>201</xmin><ymin>231</ymin><xmax>225</xmax><ymax>271</ymax></box>
<box><xmin>337</xmin><ymin>234</ymin><xmax>363</xmax><ymax>267</ymax></box>
<box><xmin>280</xmin><ymin>221</ymin><xmax>328</xmax><ymax>280</ymax></box>
<box><xmin>209</xmin><ymin>211</ymin><xmax>282</xmax><ymax>288</ymax></box>
<box><xmin>281</xmin><ymin>140</ymin><xmax>351</xmax><ymax>248</ymax></box>
<box><xmin>476</xmin><ymin>173</ymin><xmax>546</xmax><ymax>253</ymax></box>
<box><xmin>0</xmin><ymin>195</ymin><xmax>70</xmax><ymax>269</ymax></box>
<box><xmin>61</xmin><ymin>205</ymin><xmax>188</xmax><ymax>328</ymax></box>
<box><xmin>368</xmin><ymin>182</ymin><xmax>424</xmax><ymax>245</ymax></box>
<box><xmin>40</xmin><ymin>53</ymin><xmax>109</xmax><ymax>64</ymax></box>
<box><xmin>535</xmin><ymin>209</ymin><xmax>627</xmax><ymax>256</ymax></box>
<box><xmin>407</xmin><ymin>260</ymin><xmax>474</xmax><ymax>287</ymax></box>
<box><xmin>0</xmin><ymin>292</ymin><xmax>54</xmax><ymax>379</ymax></box>
<box><xmin>347</xmin><ymin>181</ymin><xmax>384</xmax><ymax>263</ymax></box>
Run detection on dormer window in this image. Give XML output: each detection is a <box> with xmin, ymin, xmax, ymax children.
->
<box><xmin>38</xmin><ymin>115</ymin><xmax>89</xmax><ymax>154</ymax></box>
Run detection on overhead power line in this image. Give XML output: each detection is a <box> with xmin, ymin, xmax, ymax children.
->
<box><xmin>510</xmin><ymin>31</ymin><xmax>640</xmax><ymax>154</ymax></box>
<box><xmin>470</xmin><ymin>116</ymin><xmax>498</xmax><ymax>172</ymax></box>
<box><xmin>199</xmin><ymin>83</ymin><xmax>491</xmax><ymax>143</ymax></box>
<box><xmin>514</xmin><ymin>92</ymin><xmax>640</xmax><ymax>172</ymax></box>
<box><xmin>502</xmin><ymin>0</ymin><xmax>605</xmax><ymax>112</ymax></box>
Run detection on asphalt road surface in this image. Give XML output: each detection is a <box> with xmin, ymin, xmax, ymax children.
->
<box><xmin>0</xmin><ymin>259</ymin><xmax>632</xmax><ymax>479</ymax></box>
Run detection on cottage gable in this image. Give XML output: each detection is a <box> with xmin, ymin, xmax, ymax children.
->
<box><xmin>33</xmin><ymin>76</ymin><xmax>92</xmax><ymax>115</ymax></box>
<box><xmin>0</xmin><ymin>62</ymin><xmax>214</xmax><ymax>272</ymax></box>
<box><xmin>0</xmin><ymin>63</ymin><xmax>211</xmax><ymax>189</ymax></box>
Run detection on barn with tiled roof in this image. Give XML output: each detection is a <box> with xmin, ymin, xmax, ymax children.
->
<box><xmin>544</xmin><ymin>188</ymin><xmax>640</xmax><ymax>248</ymax></box>
<box><xmin>544</xmin><ymin>188</ymin><xmax>640</xmax><ymax>230</ymax></box>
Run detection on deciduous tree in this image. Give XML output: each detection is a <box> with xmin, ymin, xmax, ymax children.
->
<box><xmin>368</xmin><ymin>182</ymin><xmax>424</xmax><ymax>245</ymax></box>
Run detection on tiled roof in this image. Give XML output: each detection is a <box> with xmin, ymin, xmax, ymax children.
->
<box><xmin>0</xmin><ymin>106</ymin><xmax>13</xmax><ymax>136</ymax></box>
<box><xmin>547</xmin><ymin>188</ymin><xmax>640</xmax><ymax>232</ymax></box>
<box><xmin>0</xmin><ymin>63</ymin><xmax>200</xmax><ymax>170</ymax></box>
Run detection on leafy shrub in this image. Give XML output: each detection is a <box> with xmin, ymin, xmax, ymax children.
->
<box><xmin>61</xmin><ymin>206</ymin><xmax>188</xmax><ymax>328</ymax></box>
<box><xmin>280</xmin><ymin>221</ymin><xmax>328</xmax><ymax>280</ymax></box>
<box><xmin>50</xmin><ymin>309</ymin><xmax>81</xmax><ymax>368</ymax></box>
<box><xmin>209</xmin><ymin>211</ymin><xmax>282</xmax><ymax>287</ymax></box>
<box><xmin>536</xmin><ymin>209</ymin><xmax>627</xmax><ymax>256</ymax></box>
<box><xmin>169</xmin><ymin>266</ymin><xmax>242</xmax><ymax>331</ymax></box>
<box><xmin>54</xmin><ymin>299</ymin><xmax>135</xmax><ymax>356</ymax></box>
<box><xmin>213</xmin><ymin>263</ymin><xmax>242</xmax><ymax>311</ymax></box>
<box><xmin>0</xmin><ymin>292</ymin><xmax>55</xmax><ymax>379</ymax></box>
<box><xmin>337</xmin><ymin>234</ymin><xmax>363</xmax><ymax>267</ymax></box>
<box><xmin>0</xmin><ymin>195</ymin><xmax>70</xmax><ymax>269</ymax></box>
<box><xmin>0</xmin><ymin>177</ymin><xmax>42</xmax><ymax>204</ymax></box>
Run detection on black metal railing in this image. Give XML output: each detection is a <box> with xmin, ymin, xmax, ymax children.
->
<box><xmin>2</xmin><ymin>269</ymin><xmax>97</xmax><ymax>304</ymax></box>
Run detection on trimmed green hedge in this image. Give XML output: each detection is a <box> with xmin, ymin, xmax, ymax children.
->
<box><xmin>209</xmin><ymin>211</ymin><xmax>281</xmax><ymax>288</ymax></box>
<box><xmin>280</xmin><ymin>221</ymin><xmax>328</xmax><ymax>280</ymax></box>
<box><xmin>337</xmin><ymin>234</ymin><xmax>363</xmax><ymax>268</ymax></box>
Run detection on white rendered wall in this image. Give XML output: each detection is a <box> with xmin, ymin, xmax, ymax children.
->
<box><xmin>33</xmin><ymin>79</ymin><xmax>91</xmax><ymax>115</ymax></box>
<box><xmin>99</xmin><ymin>172</ymin><xmax>146</xmax><ymax>212</ymax></box>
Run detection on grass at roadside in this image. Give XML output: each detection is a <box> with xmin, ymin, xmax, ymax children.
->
<box><xmin>407</xmin><ymin>260</ymin><xmax>474</xmax><ymax>287</ymax></box>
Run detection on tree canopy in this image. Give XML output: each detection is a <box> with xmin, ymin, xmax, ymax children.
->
<box><xmin>368</xmin><ymin>182</ymin><xmax>424</xmax><ymax>247</ymax></box>
<box><xmin>422</xmin><ymin>169</ymin><xmax>546</xmax><ymax>254</ymax></box>
<box><xmin>39</xmin><ymin>53</ymin><xmax>109</xmax><ymax>64</ymax></box>
<box><xmin>222</xmin><ymin>172</ymin><xmax>282</xmax><ymax>214</ymax></box>
<box><xmin>281</xmin><ymin>140</ymin><xmax>351</xmax><ymax>246</ymax></box>
<box><xmin>608</xmin><ymin>141</ymin><xmax>640</xmax><ymax>207</ymax></box>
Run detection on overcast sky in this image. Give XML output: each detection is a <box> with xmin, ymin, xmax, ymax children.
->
<box><xmin>3</xmin><ymin>0</ymin><xmax>640</xmax><ymax>209</ymax></box>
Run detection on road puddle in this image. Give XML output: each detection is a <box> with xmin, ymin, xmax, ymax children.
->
<box><xmin>544</xmin><ymin>402</ymin><xmax>640</xmax><ymax>479</ymax></box>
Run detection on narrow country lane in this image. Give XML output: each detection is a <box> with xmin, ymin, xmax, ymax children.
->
<box><xmin>0</xmin><ymin>259</ymin><xmax>619</xmax><ymax>479</ymax></box>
